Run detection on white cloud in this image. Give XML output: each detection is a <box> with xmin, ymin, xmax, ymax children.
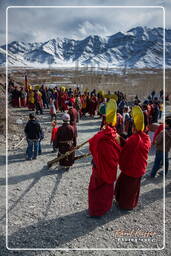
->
<box><xmin>76</xmin><ymin>21</ymin><xmax>107</xmax><ymax>38</ymax></box>
<box><xmin>0</xmin><ymin>0</ymin><xmax>170</xmax><ymax>45</ymax></box>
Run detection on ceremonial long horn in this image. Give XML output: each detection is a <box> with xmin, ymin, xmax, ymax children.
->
<box><xmin>74</xmin><ymin>152</ymin><xmax>91</xmax><ymax>161</ymax></box>
<box><xmin>47</xmin><ymin>140</ymin><xmax>89</xmax><ymax>168</ymax></box>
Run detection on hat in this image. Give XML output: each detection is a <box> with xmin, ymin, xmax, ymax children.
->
<box><xmin>61</xmin><ymin>86</ymin><xmax>65</xmax><ymax>92</ymax></box>
<box><xmin>106</xmin><ymin>99</ymin><xmax>117</xmax><ymax>126</ymax></box>
<box><xmin>29</xmin><ymin>113</ymin><xmax>35</xmax><ymax>119</ymax></box>
<box><xmin>143</xmin><ymin>100</ymin><xmax>149</xmax><ymax>105</ymax></box>
<box><xmin>62</xmin><ymin>113</ymin><xmax>70</xmax><ymax>122</ymax></box>
<box><xmin>98</xmin><ymin>90</ymin><xmax>104</xmax><ymax>96</ymax></box>
<box><xmin>132</xmin><ymin>106</ymin><xmax>144</xmax><ymax>131</ymax></box>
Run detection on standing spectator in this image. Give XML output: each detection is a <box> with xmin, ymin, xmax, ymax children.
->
<box><xmin>25</xmin><ymin>113</ymin><xmax>43</xmax><ymax>160</ymax></box>
<box><xmin>60</xmin><ymin>89</ymin><xmax>68</xmax><ymax>112</ymax></box>
<box><xmin>11</xmin><ymin>86</ymin><xmax>21</xmax><ymax>107</ymax></box>
<box><xmin>40</xmin><ymin>85</ymin><xmax>49</xmax><ymax>108</ymax></box>
<box><xmin>38</xmin><ymin>128</ymin><xmax>44</xmax><ymax>155</ymax></box>
<box><xmin>118</xmin><ymin>98</ymin><xmax>127</xmax><ymax>114</ymax></box>
<box><xmin>50</xmin><ymin>120</ymin><xmax>58</xmax><ymax>152</ymax></box>
<box><xmin>80</xmin><ymin>94</ymin><xmax>87</xmax><ymax>117</ymax></box>
<box><xmin>89</xmin><ymin>94</ymin><xmax>97</xmax><ymax>117</ymax></box>
<box><xmin>49</xmin><ymin>99</ymin><xmax>57</xmax><ymax>121</ymax></box>
<box><xmin>159</xmin><ymin>101</ymin><xmax>163</xmax><ymax>119</ymax></box>
<box><xmin>68</xmin><ymin>101</ymin><xmax>79</xmax><ymax>143</ymax></box>
<box><xmin>142</xmin><ymin>103</ymin><xmax>150</xmax><ymax>133</ymax></box>
<box><xmin>35</xmin><ymin>90</ymin><xmax>43</xmax><ymax>115</ymax></box>
<box><xmin>152</xmin><ymin>102</ymin><xmax>159</xmax><ymax>123</ymax></box>
<box><xmin>116</xmin><ymin>111</ymin><xmax>123</xmax><ymax>135</ymax></box>
<box><xmin>151</xmin><ymin>90</ymin><xmax>156</xmax><ymax>100</ymax></box>
<box><xmin>75</xmin><ymin>95</ymin><xmax>81</xmax><ymax>112</ymax></box>
<box><xmin>122</xmin><ymin>106</ymin><xmax>131</xmax><ymax>134</ymax></box>
<box><xmin>27</xmin><ymin>88</ymin><xmax>35</xmax><ymax>110</ymax></box>
<box><xmin>159</xmin><ymin>89</ymin><xmax>163</xmax><ymax>100</ymax></box>
<box><xmin>20</xmin><ymin>87</ymin><xmax>27</xmax><ymax>107</ymax></box>
<box><xmin>150</xmin><ymin>118</ymin><xmax>171</xmax><ymax>178</ymax></box>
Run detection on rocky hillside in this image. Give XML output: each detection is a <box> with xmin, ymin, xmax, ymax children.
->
<box><xmin>0</xmin><ymin>26</ymin><xmax>171</xmax><ymax>68</ymax></box>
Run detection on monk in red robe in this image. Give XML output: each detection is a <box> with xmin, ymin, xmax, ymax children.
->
<box><xmin>61</xmin><ymin>92</ymin><xmax>68</xmax><ymax>112</ymax></box>
<box><xmin>89</xmin><ymin>94</ymin><xmax>97</xmax><ymax>117</ymax></box>
<box><xmin>88</xmin><ymin>99</ymin><xmax>121</xmax><ymax>217</ymax></box>
<box><xmin>115</xmin><ymin>106</ymin><xmax>151</xmax><ymax>210</ymax></box>
<box><xmin>68</xmin><ymin>102</ymin><xmax>79</xmax><ymax>140</ymax></box>
<box><xmin>54</xmin><ymin>113</ymin><xmax>76</xmax><ymax>170</ymax></box>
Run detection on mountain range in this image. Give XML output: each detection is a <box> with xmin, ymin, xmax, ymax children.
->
<box><xmin>0</xmin><ymin>26</ymin><xmax>171</xmax><ymax>68</ymax></box>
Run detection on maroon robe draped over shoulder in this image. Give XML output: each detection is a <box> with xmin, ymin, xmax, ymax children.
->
<box><xmin>88</xmin><ymin>126</ymin><xmax>121</xmax><ymax>216</ymax></box>
<box><xmin>115</xmin><ymin>131</ymin><xmax>151</xmax><ymax>210</ymax></box>
<box><xmin>68</xmin><ymin>107</ymin><xmax>79</xmax><ymax>138</ymax></box>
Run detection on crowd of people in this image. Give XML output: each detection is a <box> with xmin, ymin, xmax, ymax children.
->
<box><xmin>9</xmin><ymin>82</ymin><xmax>104</xmax><ymax>118</ymax></box>
<box><xmin>9</xmin><ymin>78</ymin><xmax>171</xmax><ymax>217</ymax></box>
<box><xmin>9</xmin><ymin>80</ymin><xmax>164</xmax><ymax>126</ymax></box>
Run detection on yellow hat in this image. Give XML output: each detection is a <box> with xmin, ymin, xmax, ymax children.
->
<box><xmin>61</xmin><ymin>86</ymin><xmax>65</xmax><ymax>92</ymax></box>
<box><xmin>98</xmin><ymin>90</ymin><xmax>104</xmax><ymax>96</ymax></box>
<box><xmin>110</xmin><ymin>94</ymin><xmax>118</xmax><ymax>101</ymax></box>
<box><xmin>104</xmin><ymin>93</ymin><xmax>118</xmax><ymax>101</ymax></box>
<box><xmin>34</xmin><ymin>85</ymin><xmax>40</xmax><ymax>90</ymax></box>
<box><xmin>106</xmin><ymin>99</ymin><xmax>117</xmax><ymax>126</ymax></box>
<box><xmin>84</xmin><ymin>88</ymin><xmax>89</xmax><ymax>93</ymax></box>
<box><xmin>132</xmin><ymin>105</ymin><xmax>144</xmax><ymax>131</ymax></box>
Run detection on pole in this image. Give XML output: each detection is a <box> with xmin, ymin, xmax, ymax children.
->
<box><xmin>47</xmin><ymin>140</ymin><xmax>89</xmax><ymax>168</ymax></box>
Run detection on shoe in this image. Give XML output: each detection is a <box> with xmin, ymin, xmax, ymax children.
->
<box><xmin>145</xmin><ymin>173</ymin><xmax>155</xmax><ymax>178</ymax></box>
<box><xmin>26</xmin><ymin>158</ymin><xmax>32</xmax><ymax>161</ymax></box>
<box><xmin>158</xmin><ymin>171</ymin><xmax>163</xmax><ymax>176</ymax></box>
<box><xmin>33</xmin><ymin>157</ymin><xmax>37</xmax><ymax>160</ymax></box>
<box><xmin>65</xmin><ymin>167</ymin><xmax>70</xmax><ymax>171</ymax></box>
<box><xmin>51</xmin><ymin>150</ymin><xmax>57</xmax><ymax>153</ymax></box>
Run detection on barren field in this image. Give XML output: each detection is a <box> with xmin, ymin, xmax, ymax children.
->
<box><xmin>1</xmin><ymin>67</ymin><xmax>171</xmax><ymax>101</ymax></box>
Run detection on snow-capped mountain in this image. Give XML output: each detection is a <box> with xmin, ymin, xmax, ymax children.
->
<box><xmin>0</xmin><ymin>26</ymin><xmax>171</xmax><ymax>68</ymax></box>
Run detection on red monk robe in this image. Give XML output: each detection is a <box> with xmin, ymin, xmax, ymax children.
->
<box><xmin>68</xmin><ymin>106</ymin><xmax>79</xmax><ymax>138</ymax></box>
<box><xmin>115</xmin><ymin>131</ymin><xmax>151</xmax><ymax>210</ymax></box>
<box><xmin>88</xmin><ymin>126</ymin><xmax>121</xmax><ymax>217</ymax></box>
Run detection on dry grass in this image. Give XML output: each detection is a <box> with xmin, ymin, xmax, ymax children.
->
<box><xmin>1</xmin><ymin>67</ymin><xmax>171</xmax><ymax>101</ymax></box>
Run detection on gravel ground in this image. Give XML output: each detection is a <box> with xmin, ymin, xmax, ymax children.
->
<box><xmin>0</xmin><ymin>107</ymin><xmax>171</xmax><ymax>256</ymax></box>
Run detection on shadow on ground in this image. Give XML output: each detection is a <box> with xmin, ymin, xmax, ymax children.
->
<box><xmin>1</xmin><ymin>183</ymin><xmax>170</xmax><ymax>250</ymax></box>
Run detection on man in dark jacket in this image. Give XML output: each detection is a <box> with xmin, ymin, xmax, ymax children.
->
<box><xmin>25</xmin><ymin>113</ymin><xmax>42</xmax><ymax>160</ymax></box>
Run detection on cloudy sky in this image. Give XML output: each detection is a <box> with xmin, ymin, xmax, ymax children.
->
<box><xmin>0</xmin><ymin>0</ymin><xmax>170</xmax><ymax>45</ymax></box>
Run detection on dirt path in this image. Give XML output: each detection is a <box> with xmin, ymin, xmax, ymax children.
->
<box><xmin>0</xmin><ymin>107</ymin><xmax>171</xmax><ymax>255</ymax></box>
